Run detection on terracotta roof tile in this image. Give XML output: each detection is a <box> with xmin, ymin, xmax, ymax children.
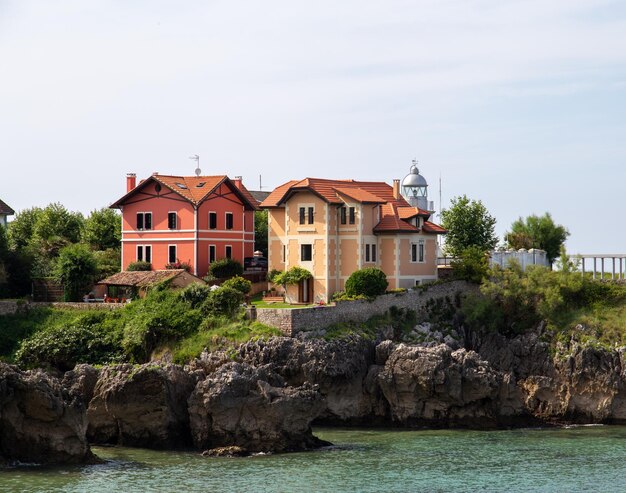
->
<box><xmin>260</xmin><ymin>180</ymin><xmax>301</xmax><ymax>207</ymax></box>
<box><xmin>333</xmin><ymin>187</ymin><xmax>386</xmax><ymax>203</ymax></box>
<box><xmin>422</xmin><ymin>221</ymin><xmax>447</xmax><ymax>234</ymax></box>
<box><xmin>98</xmin><ymin>270</ymin><xmax>183</xmax><ymax>287</ymax></box>
<box><xmin>374</xmin><ymin>203</ymin><xmax>420</xmax><ymax>233</ymax></box>
<box><xmin>397</xmin><ymin>206</ymin><xmax>431</xmax><ymax>219</ymax></box>
<box><xmin>111</xmin><ymin>174</ymin><xmax>258</xmax><ymax>210</ymax></box>
<box><xmin>0</xmin><ymin>199</ymin><xmax>14</xmax><ymax>216</ymax></box>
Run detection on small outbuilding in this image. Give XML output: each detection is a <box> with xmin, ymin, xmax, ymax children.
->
<box><xmin>97</xmin><ymin>269</ymin><xmax>205</xmax><ymax>300</ymax></box>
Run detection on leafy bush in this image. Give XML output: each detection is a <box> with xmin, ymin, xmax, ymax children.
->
<box><xmin>120</xmin><ymin>289</ymin><xmax>204</xmax><ymax>361</ymax></box>
<box><xmin>209</xmin><ymin>258</ymin><xmax>243</xmax><ymax>279</ymax></box>
<box><xmin>165</xmin><ymin>260</ymin><xmax>192</xmax><ymax>272</ymax></box>
<box><xmin>451</xmin><ymin>246</ymin><xmax>490</xmax><ymax>284</ymax></box>
<box><xmin>127</xmin><ymin>261</ymin><xmax>152</xmax><ymax>271</ymax></box>
<box><xmin>180</xmin><ymin>283</ymin><xmax>211</xmax><ymax>308</ymax></box>
<box><xmin>54</xmin><ymin>243</ymin><xmax>98</xmax><ymax>301</ymax></box>
<box><xmin>202</xmin><ymin>286</ymin><xmax>244</xmax><ymax>317</ymax></box>
<box><xmin>221</xmin><ymin>276</ymin><xmax>252</xmax><ymax>294</ymax></box>
<box><xmin>273</xmin><ymin>266</ymin><xmax>312</xmax><ymax>285</ymax></box>
<box><xmin>345</xmin><ymin>268</ymin><xmax>388</xmax><ymax>298</ymax></box>
<box><xmin>15</xmin><ymin>312</ymin><xmax>123</xmax><ymax>371</ymax></box>
<box><xmin>330</xmin><ymin>290</ymin><xmax>368</xmax><ymax>302</ymax></box>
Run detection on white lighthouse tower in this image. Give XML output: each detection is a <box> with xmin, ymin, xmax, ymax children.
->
<box><xmin>401</xmin><ymin>159</ymin><xmax>435</xmax><ymax>213</ymax></box>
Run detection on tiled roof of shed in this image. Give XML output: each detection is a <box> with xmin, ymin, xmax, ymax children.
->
<box><xmin>98</xmin><ymin>269</ymin><xmax>185</xmax><ymax>287</ymax></box>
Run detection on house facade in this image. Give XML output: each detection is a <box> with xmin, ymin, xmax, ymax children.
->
<box><xmin>111</xmin><ymin>173</ymin><xmax>258</xmax><ymax>277</ymax></box>
<box><xmin>261</xmin><ymin>165</ymin><xmax>446</xmax><ymax>303</ymax></box>
<box><xmin>0</xmin><ymin>199</ymin><xmax>14</xmax><ymax>228</ymax></box>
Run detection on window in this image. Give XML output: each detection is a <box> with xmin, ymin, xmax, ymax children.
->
<box><xmin>209</xmin><ymin>212</ymin><xmax>217</xmax><ymax>229</ymax></box>
<box><xmin>168</xmin><ymin>212</ymin><xmax>177</xmax><ymax>229</ymax></box>
<box><xmin>137</xmin><ymin>245</ymin><xmax>152</xmax><ymax>263</ymax></box>
<box><xmin>340</xmin><ymin>207</ymin><xmax>347</xmax><ymax>225</ymax></box>
<box><xmin>136</xmin><ymin>212</ymin><xmax>152</xmax><ymax>230</ymax></box>
<box><xmin>281</xmin><ymin>244</ymin><xmax>286</xmax><ymax>263</ymax></box>
<box><xmin>299</xmin><ymin>207</ymin><xmax>305</xmax><ymax>225</ymax></box>
<box><xmin>225</xmin><ymin>245</ymin><xmax>232</xmax><ymax>259</ymax></box>
<box><xmin>365</xmin><ymin>244</ymin><xmax>377</xmax><ymax>263</ymax></box>
<box><xmin>168</xmin><ymin>245</ymin><xmax>177</xmax><ymax>263</ymax></box>
<box><xmin>225</xmin><ymin>212</ymin><xmax>234</xmax><ymax>230</ymax></box>
<box><xmin>308</xmin><ymin>207</ymin><xmax>314</xmax><ymax>224</ymax></box>
<box><xmin>209</xmin><ymin>245</ymin><xmax>216</xmax><ymax>263</ymax></box>
<box><xmin>411</xmin><ymin>240</ymin><xmax>425</xmax><ymax>262</ymax></box>
<box><xmin>349</xmin><ymin>207</ymin><xmax>355</xmax><ymax>225</ymax></box>
<box><xmin>301</xmin><ymin>244</ymin><xmax>312</xmax><ymax>261</ymax></box>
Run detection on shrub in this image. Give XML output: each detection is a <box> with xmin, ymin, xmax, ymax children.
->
<box><xmin>221</xmin><ymin>276</ymin><xmax>252</xmax><ymax>294</ymax></box>
<box><xmin>345</xmin><ymin>268</ymin><xmax>388</xmax><ymax>298</ymax></box>
<box><xmin>54</xmin><ymin>243</ymin><xmax>98</xmax><ymax>301</ymax></box>
<box><xmin>209</xmin><ymin>258</ymin><xmax>243</xmax><ymax>279</ymax></box>
<box><xmin>180</xmin><ymin>283</ymin><xmax>212</xmax><ymax>308</ymax></box>
<box><xmin>127</xmin><ymin>261</ymin><xmax>152</xmax><ymax>271</ymax></box>
<box><xmin>164</xmin><ymin>260</ymin><xmax>192</xmax><ymax>272</ymax></box>
<box><xmin>330</xmin><ymin>290</ymin><xmax>368</xmax><ymax>302</ymax></box>
<box><xmin>15</xmin><ymin>312</ymin><xmax>123</xmax><ymax>371</ymax></box>
<box><xmin>451</xmin><ymin>246</ymin><xmax>490</xmax><ymax>284</ymax></box>
<box><xmin>202</xmin><ymin>286</ymin><xmax>244</xmax><ymax>317</ymax></box>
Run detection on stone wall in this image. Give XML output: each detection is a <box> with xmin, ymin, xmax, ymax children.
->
<box><xmin>0</xmin><ymin>300</ymin><xmax>126</xmax><ymax>316</ymax></box>
<box><xmin>257</xmin><ymin>280</ymin><xmax>472</xmax><ymax>336</ymax></box>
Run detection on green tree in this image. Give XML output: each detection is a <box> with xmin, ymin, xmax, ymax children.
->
<box><xmin>84</xmin><ymin>208</ymin><xmax>121</xmax><ymax>250</ymax></box>
<box><xmin>505</xmin><ymin>213</ymin><xmax>569</xmax><ymax>266</ymax></box>
<box><xmin>33</xmin><ymin>203</ymin><xmax>84</xmax><ymax>255</ymax></box>
<box><xmin>254</xmin><ymin>209</ymin><xmax>268</xmax><ymax>256</ymax></box>
<box><xmin>54</xmin><ymin>243</ymin><xmax>97</xmax><ymax>301</ymax></box>
<box><xmin>7</xmin><ymin>207</ymin><xmax>42</xmax><ymax>250</ymax></box>
<box><xmin>441</xmin><ymin>195</ymin><xmax>497</xmax><ymax>256</ymax></box>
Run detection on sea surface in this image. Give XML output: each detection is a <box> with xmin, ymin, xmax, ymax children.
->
<box><xmin>2</xmin><ymin>426</ymin><xmax>626</xmax><ymax>493</ymax></box>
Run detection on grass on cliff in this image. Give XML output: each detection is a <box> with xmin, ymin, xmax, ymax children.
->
<box><xmin>323</xmin><ymin>306</ymin><xmax>418</xmax><ymax>341</ymax></box>
<box><xmin>461</xmin><ymin>257</ymin><xmax>626</xmax><ymax>347</ymax></box>
<box><xmin>3</xmin><ymin>285</ymin><xmax>281</xmax><ymax>370</ymax></box>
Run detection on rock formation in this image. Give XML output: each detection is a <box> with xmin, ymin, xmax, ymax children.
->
<box><xmin>87</xmin><ymin>363</ymin><xmax>196</xmax><ymax>449</ymax></box>
<box><xmin>0</xmin><ymin>363</ymin><xmax>94</xmax><ymax>465</ymax></box>
<box><xmin>188</xmin><ymin>362</ymin><xmax>328</xmax><ymax>453</ymax></box>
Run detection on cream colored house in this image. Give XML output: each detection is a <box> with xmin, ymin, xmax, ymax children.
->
<box><xmin>261</xmin><ymin>165</ymin><xmax>446</xmax><ymax>303</ymax></box>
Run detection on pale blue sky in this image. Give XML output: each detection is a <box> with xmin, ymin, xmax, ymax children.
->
<box><xmin>1</xmin><ymin>0</ymin><xmax>625</xmax><ymax>254</ymax></box>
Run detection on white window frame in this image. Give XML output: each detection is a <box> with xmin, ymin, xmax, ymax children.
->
<box><xmin>410</xmin><ymin>240</ymin><xmax>425</xmax><ymax>263</ymax></box>
<box><xmin>136</xmin><ymin>211</ymin><xmax>153</xmax><ymax>231</ymax></box>
<box><xmin>209</xmin><ymin>211</ymin><xmax>217</xmax><ymax>230</ymax></box>
<box><xmin>209</xmin><ymin>244</ymin><xmax>216</xmax><ymax>263</ymax></box>
<box><xmin>137</xmin><ymin>244</ymin><xmax>152</xmax><ymax>263</ymax></box>
<box><xmin>168</xmin><ymin>211</ymin><xmax>178</xmax><ymax>230</ymax></box>
<box><xmin>168</xmin><ymin>244</ymin><xmax>177</xmax><ymax>264</ymax></box>
<box><xmin>225</xmin><ymin>212</ymin><xmax>234</xmax><ymax>230</ymax></box>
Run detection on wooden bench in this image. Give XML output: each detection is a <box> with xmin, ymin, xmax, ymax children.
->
<box><xmin>262</xmin><ymin>296</ymin><xmax>285</xmax><ymax>303</ymax></box>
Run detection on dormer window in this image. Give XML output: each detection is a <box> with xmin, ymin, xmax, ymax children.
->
<box><xmin>196</xmin><ymin>182</ymin><xmax>206</xmax><ymax>188</ymax></box>
<box><xmin>175</xmin><ymin>182</ymin><xmax>188</xmax><ymax>190</ymax></box>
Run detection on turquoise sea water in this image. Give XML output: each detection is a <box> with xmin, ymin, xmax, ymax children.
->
<box><xmin>2</xmin><ymin>426</ymin><xmax>626</xmax><ymax>493</ymax></box>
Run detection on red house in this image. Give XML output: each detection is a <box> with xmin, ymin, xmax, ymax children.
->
<box><xmin>111</xmin><ymin>173</ymin><xmax>258</xmax><ymax>277</ymax></box>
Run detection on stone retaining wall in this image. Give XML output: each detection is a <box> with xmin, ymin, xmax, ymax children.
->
<box><xmin>256</xmin><ymin>280</ymin><xmax>472</xmax><ymax>336</ymax></box>
<box><xmin>0</xmin><ymin>300</ymin><xmax>126</xmax><ymax>316</ymax></box>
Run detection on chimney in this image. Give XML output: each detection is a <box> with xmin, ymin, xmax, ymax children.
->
<box><xmin>232</xmin><ymin>176</ymin><xmax>243</xmax><ymax>189</ymax></box>
<box><xmin>126</xmin><ymin>173</ymin><xmax>137</xmax><ymax>193</ymax></box>
<box><xmin>392</xmin><ymin>179</ymin><xmax>400</xmax><ymax>199</ymax></box>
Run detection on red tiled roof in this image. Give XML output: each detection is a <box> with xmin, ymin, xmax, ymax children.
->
<box><xmin>262</xmin><ymin>177</ymin><xmax>446</xmax><ymax>236</ymax></box>
<box><xmin>0</xmin><ymin>199</ymin><xmax>14</xmax><ymax>216</ymax></box>
<box><xmin>261</xmin><ymin>177</ymin><xmax>410</xmax><ymax>207</ymax></box>
<box><xmin>333</xmin><ymin>187</ymin><xmax>386</xmax><ymax>204</ymax></box>
<box><xmin>111</xmin><ymin>174</ymin><xmax>258</xmax><ymax>210</ymax></box>
<box><xmin>397</xmin><ymin>206</ymin><xmax>431</xmax><ymax>220</ymax></box>
<box><xmin>422</xmin><ymin>221</ymin><xmax>448</xmax><ymax>234</ymax></box>
<box><xmin>373</xmin><ymin>203</ymin><xmax>420</xmax><ymax>233</ymax></box>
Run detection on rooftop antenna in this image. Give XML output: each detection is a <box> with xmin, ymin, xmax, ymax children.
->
<box><xmin>259</xmin><ymin>174</ymin><xmax>262</xmax><ymax>191</ymax></box>
<box><xmin>189</xmin><ymin>155</ymin><xmax>201</xmax><ymax>176</ymax></box>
